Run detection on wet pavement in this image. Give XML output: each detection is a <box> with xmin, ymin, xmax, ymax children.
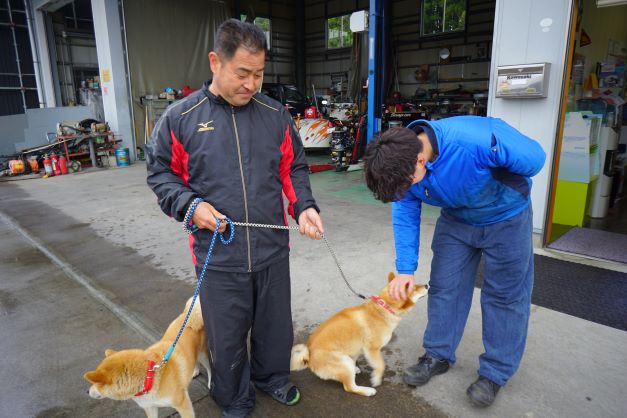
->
<box><xmin>0</xmin><ymin>178</ymin><xmax>445</xmax><ymax>418</ymax></box>
<box><xmin>1</xmin><ymin>164</ymin><xmax>626</xmax><ymax>418</ymax></box>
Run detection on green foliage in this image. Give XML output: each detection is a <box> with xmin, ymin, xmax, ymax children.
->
<box><xmin>422</xmin><ymin>0</ymin><xmax>466</xmax><ymax>35</ymax></box>
<box><xmin>254</xmin><ymin>17</ymin><xmax>270</xmax><ymax>32</ymax></box>
<box><xmin>240</xmin><ymin>15</ymin><xmax>271</xmax><ymax>48</ymax></box>
<box><xmin>327</xmin><ymin>14</ymin><xmax>353</xmax><ymax>49</ymax></box>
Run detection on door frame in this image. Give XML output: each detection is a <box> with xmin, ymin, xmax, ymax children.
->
<box><xmin>543</xmin><ymin>0</ymin><xmax>581</xmax><ymax>246</ymax></box>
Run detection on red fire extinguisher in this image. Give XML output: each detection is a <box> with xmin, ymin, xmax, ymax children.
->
<box><xmin>43</xmin><ymin>154</ymin><xmax>53</xmax><ymax>176</ymax></box>
<box><xmin>51</xmin><ymin>153</ymin><xmax>62</xmax><ymax>176</ymax></box>
<box><xmin>59</xmin><ymin>154</ymin><xmax>68</xmax><ymax>175</ymax></box>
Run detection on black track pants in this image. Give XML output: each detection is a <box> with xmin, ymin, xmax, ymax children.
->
<box><xmin>198</xmin><ymin>256</ymin><xmax>293</xmax><ymax>415</ymax></box>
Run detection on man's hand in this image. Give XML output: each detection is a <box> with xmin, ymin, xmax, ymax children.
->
<box><xmin>389</xmin><ymin>273</ymin><xmax>414</xmax><ymax>301</ymax></box>
<box><xmin>191</xmin><ymin>201</ymin><xmax>227</xmax><ymax>233</ymax></box>
<box><xmin>298</xmin><ymin>207</ymin><xmax>324</xmax><ymax>240</ymax></box>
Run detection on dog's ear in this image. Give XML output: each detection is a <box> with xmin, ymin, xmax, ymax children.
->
<box><xmin>104</xmin><ymin>349</ymin><xmax>116</xmax><ymax>357</ymax></box>
<box><xmin>387</xmin><ymin>272</ymin><xmax>395</xmax><ymax>282</ymax></box>
<box><xmin>84</xmin><ymin>370</ymin><xmax>107</xmax><ymax>383</ymax></box>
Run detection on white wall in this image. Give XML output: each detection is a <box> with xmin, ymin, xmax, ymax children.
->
<box><xmin>488</xmin><ymin>0</ymin><xmax>573</xmax><ymax>232</ymax></box>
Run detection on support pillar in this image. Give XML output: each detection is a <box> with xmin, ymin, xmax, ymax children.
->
<box><xmin>366</xmin><ymin>0</ymin><xmax>384</xmax><ymax>143</ymax></box>
<box><xmin>91</xmin><ymin>0</ymin><xmax>135</xmax><ymax>159</ymax></box>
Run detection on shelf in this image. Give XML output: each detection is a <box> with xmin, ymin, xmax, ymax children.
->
<box><xmin>398</xmin><ymin>59</ymin><xmax>491</xmax><ymax>69</ymax></box>
<box><xmin>438</xmin><ymin>77</ymin><xmax>490</xmax><ymax>83</ymax></box>
<box><xmin>409</xmin><ymin>98</ymin><xmax>477</xmax><ymax>104</ymax></box>
<box><xmin>68</xmin><ymin>148</ymin><xmax>115</xmax><ymax>158</ymax></box>
<box><xmin>400</xmin><ymin>77</ymin><xmax>490</xmax><ymax>85</ymax></box>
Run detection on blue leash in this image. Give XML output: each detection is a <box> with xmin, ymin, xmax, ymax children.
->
<box><xmin>154</xmin><ymin>197</ymin><xmax>365</xmax><ymax>370</ymax></box>
<box><xmin>155</xmin><ymin>215</ymin><xmax>234</xmax><ymax>370</ymax></box>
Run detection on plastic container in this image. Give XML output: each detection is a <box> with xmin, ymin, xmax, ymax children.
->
<box><xmin>115</xmin><ymin>148</ymin><xmax>131</xmax><ymax>167</ymax></box>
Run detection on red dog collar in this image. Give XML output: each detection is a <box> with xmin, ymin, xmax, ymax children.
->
<box><xmin>370</xmin><ymin>295</ymin><xmax>398</xmax><ymax>316</ymax></box>
<box><xmin>135</xmin><ymin>360</ymin><xmax>156</xmax><ymax>397</ymax></box>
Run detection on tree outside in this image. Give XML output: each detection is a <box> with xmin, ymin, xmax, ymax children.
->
<box><xmin>327</xmin><ymin>14</ymin><xmax>353</xmax><ymax>49</ymax></box>
<box><xmin>422</xmin><ymin>0</ymin><xmax>466</xmax><ymax>35</ymax></box>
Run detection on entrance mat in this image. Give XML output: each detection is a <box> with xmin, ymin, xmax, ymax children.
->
<box><xmin>547</xmin><ymin>227</ymin><xmax>627</xmax><ymax>264</ymax></box>
<box><xmin>476</xmin><ymin>255</ymin><xmax>627</xmax><ymax>331</ymax></box>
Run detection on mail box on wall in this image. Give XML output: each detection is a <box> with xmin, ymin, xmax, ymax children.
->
<box><xmin>495</xmin><ymin>63</ymin><xmax>550</xmax><ymax>98</ymax></box>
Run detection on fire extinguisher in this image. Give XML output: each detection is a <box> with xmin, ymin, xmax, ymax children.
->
<box><xmin>51</xmin><ymin>153</ymin><xmax>62</xmax><ymax>176</ymax></box>
<box><xmin>43</xmin><ymin>154</ymin><xmax>53</xmax><ymax>176</ymax></box>
<box><xmin>59</xmin><ymin>154</ymin><xmax>68</xmax><ymax>175</ymax></box>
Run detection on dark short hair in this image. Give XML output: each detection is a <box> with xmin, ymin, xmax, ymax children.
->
<box><xmin>214</xmin><ymin>18</ymin><xmax>267</xmax><ymax>60</ymax></box>
<box><xmin>363</xmin><ymin>127</ymin><xmax>423</xmax><ymax>203</ymax></box>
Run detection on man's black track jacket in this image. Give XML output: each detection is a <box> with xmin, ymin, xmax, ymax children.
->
<box><xmin>146</xmin><ymin>82</ymin><xmax>318</xmax><ymax>273</ymax></box>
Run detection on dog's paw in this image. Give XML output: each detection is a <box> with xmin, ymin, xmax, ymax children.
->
<box><xmin>192</xmin><ymin>366</ymin><xmax>200</xmax><ymax>378</ymax></box>
<box><xmin>355</xmin><ymin>366</ymin><xmax>361</xmax><ymax>374</ymax></box>
<box><xmin>361</xmin><ymin>387</ymin><xmax>377</xmax><ymax>397</ymax></box>
<box><xmin>371</xmin><ymin>374</ymin><xmax>382</xmax><ymax>387</ymax></box>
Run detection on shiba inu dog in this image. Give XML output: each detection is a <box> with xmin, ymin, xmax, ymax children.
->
<box><xmin>84</xmin><ymin>297</ymin><xmax>209</xmax><ymax>418</ymax></box>
<box><xmin>290</xmin><ymin>272</ymin><xmax>428</xmax><ymax>396</ymax></box>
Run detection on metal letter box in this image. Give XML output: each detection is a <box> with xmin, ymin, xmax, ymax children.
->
<box><xmin>495</xmin><ymin>63</ymin><xmax>550</xmax><ymax>98</ymax></box>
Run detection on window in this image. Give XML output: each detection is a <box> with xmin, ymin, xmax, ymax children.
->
<box><xmin>241</xmin><ymin>15</ymin><xmax>271</xmax><ymax>49</ymax></box>
<box><xmin>422</xmin><ymin>0</ymin><xmax>466</xmax><ymax>36</ymax></box>
<box><xmin>327</xmin><ymin>14</ymin><xmax>353</xmax><ymax>49</ymax></box>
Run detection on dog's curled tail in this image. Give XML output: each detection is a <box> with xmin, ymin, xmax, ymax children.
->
<box><xmin>290</xmin><ymin>344</ymin><xmax>309</xmax><ymax>371</ymax></box>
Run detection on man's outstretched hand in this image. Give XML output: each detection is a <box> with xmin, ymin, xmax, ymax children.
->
<box><xmin>298</xmin><ymin>208</ymin><xmax>324</xmax><ymax>240</ymax></box>
<box><xmin>389</xmin><ymin>273</ymin><xmax>414</xmax><ymax>301</ymax></box>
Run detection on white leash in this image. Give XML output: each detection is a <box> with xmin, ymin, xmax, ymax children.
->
<box><xmin>231</xmin><ymin>221</ymin><xmax>366</xmax><ymax>300</ymax></box>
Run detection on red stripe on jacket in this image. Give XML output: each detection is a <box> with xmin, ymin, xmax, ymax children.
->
<box><xmin>170</xmin><ymin>130</ymin><xmax>189</xmax><ymax>186</ymax></box>
<box><xmin>188</xmin><ymin>234</ymin><xmax>197</xmax><ymax>266</ymax></box>
<box><xmin>171</xmin><ymin>130</ymin><xmax>194</xmax><ymax>263</ymax></box>
<box><xmin>280</xmin><ymin>126</ymin><xmax>298</xmax><ymax>219</ymax></box>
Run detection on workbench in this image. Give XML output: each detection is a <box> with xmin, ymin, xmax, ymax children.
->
<box><xmin>20</xmin><ymin>131</ymin><xmax>120</xmax><ymax>169</ymax></box>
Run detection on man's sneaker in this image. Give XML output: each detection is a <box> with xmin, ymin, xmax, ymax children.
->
<box><xmin>466</xmin><ymin>376</ymin><xmax>501</xmax><ymax>407</ymax></box>
<box><xmin>403</xmin><ymin>353</ymin><xmax>450</xmax><ymax>386</ymax></box>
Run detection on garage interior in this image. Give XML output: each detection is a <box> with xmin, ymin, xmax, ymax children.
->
<box><xmin>1</xmin><ymin>1</ymin><xmax>627</xmax><ymax>418</ymax></box>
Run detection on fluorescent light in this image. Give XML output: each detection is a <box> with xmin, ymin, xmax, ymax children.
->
<box><xmin>596</xmin><ymin>0</ymin><xmax>627</xmax><ymax>7</ymax></box>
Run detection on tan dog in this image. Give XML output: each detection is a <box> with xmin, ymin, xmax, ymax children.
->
<box><xmin>291</xmin><ymin>272</ymin><xmax>428</xmax><ymax>396</ymax></box>
<box><xmin>84</xmin><ymin>297</ymin><xmax>210</xmax><ymax>418</ymax></box>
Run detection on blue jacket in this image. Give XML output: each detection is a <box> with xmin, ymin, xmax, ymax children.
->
<box><xmin>392</xmin><ymin>116</ymin><xmax>546</xmax><ymax>274</ymax></box>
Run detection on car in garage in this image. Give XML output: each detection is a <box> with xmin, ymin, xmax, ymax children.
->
<box><xmin>260</xmin><ymin>83</ymin><xmax>310</xmax><ymax>117</ymax></box>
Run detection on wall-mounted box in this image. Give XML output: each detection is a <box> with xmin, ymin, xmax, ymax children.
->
<box><xmin>495</xmin><ymin>63</ymin><xmax>550</xmax><ymax>98</ymax></box>
<box><xmin>350</xmin><ymin>10</ymin><xmax>368</xmax><ymax>32</ymax></box>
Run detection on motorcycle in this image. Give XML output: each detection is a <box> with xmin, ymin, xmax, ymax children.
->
<box><xmin>329</xmin><ymin>123</ymin><xmax>353</xmax><ymax>172</ymax></box>
<box><xmin>328</xmin><ymin>112</ymin><xmax>366</xmax><ymax>172</ymax></box>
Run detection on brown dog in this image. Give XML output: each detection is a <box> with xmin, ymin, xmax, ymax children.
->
<box><xmin>83</xmin><ymin>298</ymin><xmax>209</xmax><ymax>418</ymax></box>
<box><xmin>290</xmin><ymin>272</ymin><xmax>428</xmax><ymax>396</ymax></box>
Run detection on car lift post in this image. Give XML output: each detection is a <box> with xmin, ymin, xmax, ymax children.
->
<box><xmin>366</xmin><ymin>0</ymin><xmax>385</xmax><ymax>144</ymax></box>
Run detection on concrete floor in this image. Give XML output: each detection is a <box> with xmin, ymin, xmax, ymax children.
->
<box><xmin>0</xmin><ymin>162</ymin><xmax>625</xmax><ymax>418</ymax></box>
